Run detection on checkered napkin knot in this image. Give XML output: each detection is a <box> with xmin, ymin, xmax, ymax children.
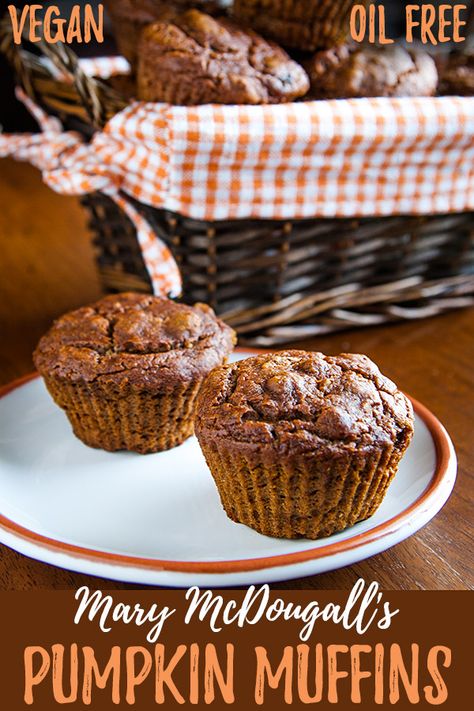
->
<box><xmin>0</xmin><ymin>89</ymin><xmax>181</xmax><ymax>297</ymax></box>
<box><xmin>1</xmin><ymin>59</ymin><xmax>474</xmax><ymax>297</ymax></box>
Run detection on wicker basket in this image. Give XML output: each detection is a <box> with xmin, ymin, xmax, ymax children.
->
<box><xmin>2</xmin><ymin>18</ymin><xmax>474</xmax><ymax>345</ymax></box>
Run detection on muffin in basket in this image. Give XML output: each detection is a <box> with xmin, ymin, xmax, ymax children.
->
<box><xmin>438</xmin><ymin>51</ymin><xmax>474</xmax><ymax>96</ymax></box>
<box><xmin>136</xmin><ymin>9</ymin><xmax>310</xmax><ymax>104</ymax></box>
<box><xmin>233</xmin><ymin>0</ymin><xmax>364</xmax><ymax>52</ymax></box>
<box><xmin>195</xmin><ymin>351</ymin><xmax>414</xmax><ymax>539</ymax></box>
<box><xmin>33</xmin><ymin>293</ymin><xmax>236</xmax><ymax>454</ymax></box>
<box><xmin>307</xmin><ymin>44</ymin><xmax>438</xmax><ymax>99</ymax></box>
<box><xmin>104</xmin><ymin>0</ymin><xmax>230</xmax><ymax>66</ymax></box>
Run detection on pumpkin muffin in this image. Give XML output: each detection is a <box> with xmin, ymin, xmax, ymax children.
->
<box><xmin>104</xmin><ymin>0</ymin><xmax>229</xmax><ymax>67</ymax></box>
<box><xmin>136</xmin><ymin>9</ymin><xmax>309</xmax><ymax>104</ymax></box>
<box><xmin>33</xmin><ymin>293</ymin><xmax>236</xmax><ymax>454</ymax></box>
<box><xmin>233</xmin><ymin>0</ymin><xmax>364</xmax><ymax>51</ymax></box>
<box><xmin>308</xmin><ymin>44</ymin><xmax>438</xmax><ymax>99</ymax></box>
<box><xmin>195</xmin><ymin>351</ymin><xmax>414</xmax><ymax>539</ymax></box>
<box><xmin>438</xmin><ymin>51</ymin><xmax>474</xmax><ymax>96</ymax></box>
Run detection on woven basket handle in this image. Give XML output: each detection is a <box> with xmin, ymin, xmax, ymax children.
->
<box><xmin>38</xmin><ymin>40</ymin><xmax>107</xmax><ymax>128</ymax></box>
<box><xmin>0</xmin><ymin>12</ymin><xmax>126</xmax><ymax>129</ymax></box>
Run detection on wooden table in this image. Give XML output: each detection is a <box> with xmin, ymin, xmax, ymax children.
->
<box><xmin>0</xmin><ymin>159</ymin><xmax>472</xmax><ymax>591</ymax></box>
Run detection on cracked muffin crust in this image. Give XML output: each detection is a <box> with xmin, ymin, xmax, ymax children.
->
<box><xmin>104</xmin><ymin>0</ymin><xmax>230</xmax><ymax>66</ymax></box>
<box><xmin>195</xmin><ymin>351</ymin><xmax>414</xmax><ymax>539</ymax></box>
<box><xmin>307</xmin><ymin>45</ymin><xmax>438</xmax><ymax>99</ymax></box>
<box><xmin>136</xmin><ymin>9</ymin><xmax>310</xmax><ymax>104</ymax></box>
<box><xmin>34</xmin><ymin>293</ymin><xmax>235</xmax><ymax>389</ymax></box>
<box><xmin>34</xmin><ymin>293</ymin><xmax>236</xmax><ymax>453</ymax></box>
<box><xmin>233</xmin><ymin>0</ymin><xmax>360</xmax><ymax>52</ymax></box>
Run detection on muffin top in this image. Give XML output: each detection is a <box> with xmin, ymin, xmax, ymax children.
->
<box><xmin>438</xmin><ymin>51</ymin><xmax>474</xmax><ymax>96</ymax></box>
<box><xmin>34</xmin><ymin>293</ymin><xmax>236</xmax><ymax>390</ymax></box>
<box><xmin>195</xmin><ymin>351</ymin><xmax>414</xmax><ymax>453</ymax></box>
<box><xmin>308</xmin><ymin>45</ymin><xmax>438</xmax><ymax>99</ymax></box>
<box><xmin>137</xmin><ymin>9</ymin><xmax>310</xmax><ymax>104</ymax></box>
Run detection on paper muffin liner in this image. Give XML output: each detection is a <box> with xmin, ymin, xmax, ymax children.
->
<box><xmin>234</xmin><ymin>0</ymin><xmax>361</xmax><ymax>51</ymax></box>
<box><xmin>198</xmin><ymin>436</ymin><xmax>406</xmax><ymax>539</ymax></box>
<box><xmin>44</xmin><ymin>376</ymin><xmax>203</xmax><ymax>454</ymax></box>
<box><xmin>137</xmin><ymin>75</ymin><xmax>203</xmax><ymax>105</ymax></box>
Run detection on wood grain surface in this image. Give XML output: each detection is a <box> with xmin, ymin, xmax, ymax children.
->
<box><xmin>0</xmin><ymin>159</ymin><xmax>472</xmax><ymax>591</ymax></box>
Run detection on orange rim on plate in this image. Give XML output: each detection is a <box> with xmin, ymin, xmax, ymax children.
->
<box><xmin>0</xmin><ymin>371</ymin><xmax>454</xmax><ymax>575</ymax></box>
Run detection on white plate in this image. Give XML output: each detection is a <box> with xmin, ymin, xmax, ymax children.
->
<box><xmin>0</xmin><ymin>352</ymin><xmax>456</xmax><ymax>587</ymax></box>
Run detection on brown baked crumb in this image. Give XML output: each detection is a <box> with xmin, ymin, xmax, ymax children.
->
<box><xmin>195</xmin><ymin>350</ymin><xmax>414</xmax><ymax>539</ymax></box>
<box><xmin>137</xmin><ymin>9</ymin><xmax>309</xmax><ymax>104</ymax></box>
<box><xmin>104</xmin><ymin>1</ymin><xmax>230</xmax><ymax>66</ymax></box>
<box><xmin>195</xmin><ymin>350</ymin><xmax>414</xmax><ymax>452</ymax></box>
<box><xmin>34</xmin><ymin>292</ymin><xmax>236</xmax><ymax>391</ymax></box>
<box><xmin>438</xmin><ymin>51</ymin><xmax>474</xmax><ymax>96</ymax></box>
<box><xmin>307</xmin><ymin>45</ymin><xmax>438</xmax><ymax>99</ymax></box>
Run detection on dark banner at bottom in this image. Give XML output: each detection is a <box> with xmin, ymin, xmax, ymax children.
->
<box><xmin>1</xmin><ymin>582</ymin><xmax>469</xmax><ymax>710</ymax></box>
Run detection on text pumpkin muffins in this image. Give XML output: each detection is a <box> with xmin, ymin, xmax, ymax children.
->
<box><xmin>33</xmin><ymin>293</ymin><xmax>236</xmax><ymax>454</ymax></box>
<box><xmin>195</xmin><ymin>351</ymin><xmax>414</xmax><ymax>539</ymax></box>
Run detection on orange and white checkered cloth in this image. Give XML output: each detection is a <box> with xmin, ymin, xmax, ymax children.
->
<box><xmin>0</xmin><ymin>89</ymin><xmax>181</xmax><ymax>296</ymax></box>
<box><xmin>1</xmin><ymin>56</ymin><xmax>474</xmax><ymax>296</ymax></box>
<box><xmin>117</xmin><ymin>95</ymin><xmax>474</xmax><ymax>220</ymax></box>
